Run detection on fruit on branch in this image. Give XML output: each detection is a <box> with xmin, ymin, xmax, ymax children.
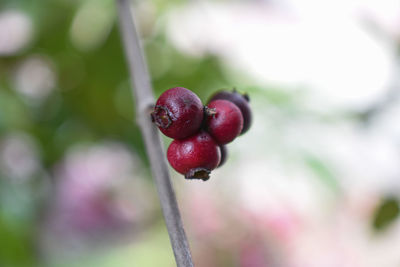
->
<box><xmin>218</xmin><ymin>145</ymin><xmax>228</xmax><ymax>168</ymax></box>
<box><xmin>208</xmin><ymin>89</ymin><xmax>252</xmax><ymax>134</ymax></box>
<box><xmin>151</xmin><ymin>87</ymin><xmax>204</xmax><ymax>139</ymax></box>
<box><xmin>167</xmin><ymin>131</ymin><xmax>221</xmax><ymax>181</ymax></box>
<box><xmin>152</xmin><ymin>86</ymin><xmax>251</xmax><ymax>181</ymax></box>
<box><xmin>205</xmin><ymin>100</ymin><xmax>243</xmax><ymax>145</ymax></box>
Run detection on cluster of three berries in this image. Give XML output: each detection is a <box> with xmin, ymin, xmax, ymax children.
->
<box><xmin>151</xmin><ymin>87</ymin><xmax>251</xmax><ymax>181</ymax></box>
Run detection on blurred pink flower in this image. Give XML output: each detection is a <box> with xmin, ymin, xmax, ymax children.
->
<box><xmin>183</xmin><ymin>190</ymin><xmax>223</xmax><ymax>238</ymax></box>
<box><xmin>180</xmin><ymin>187</ymin><xmax>287</xmax><ymax>267</ymax></box>
<box><xmin>43</xmin><ymin>142</ymin><xmax>155</xmax><ymax>251</ymax></box>
<box><xmin>239</xmin><ymin>240</ymin><xmax>271</xmax><ymax>267</ymax></box>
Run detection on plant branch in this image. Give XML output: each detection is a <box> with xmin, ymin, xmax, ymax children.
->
<box><xmin>116</xmin><ymin>0</ymin><xmax>193</xmax><ymax>266</ymax></box>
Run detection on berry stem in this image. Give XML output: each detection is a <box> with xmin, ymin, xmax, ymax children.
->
<box><xmin>204</xmin><ymin>106</ymin><xmax>217</xmax><ymax>116</ymax></box>
<box><xmin>116</xmin><ymin>1</ymin><xmax>193</xmax><ymax>266</ymax></box>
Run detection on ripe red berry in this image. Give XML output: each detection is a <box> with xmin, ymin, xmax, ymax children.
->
<box><xmin>218</xmin><ymin>145</ymin><xmax>228</xmax><ymax>168</ymax></box>
<box><xmin>151</xmin><ymin>87</ymin><xmax>204</xmax><ymax>139</ymax></box>
<box><xmin>209</xmin><ymin>89</ymin><xmax>252</xmax><ymax>134</ymax></box>
<box><xmin>206</xmin><ymin>100</ymin><xmax>243</xmax><ymax>145</ymax></box>
<box><xmin>167</xmin><ymin>131</ymin><xmax>221</xmax><ymax>181</ymax></box>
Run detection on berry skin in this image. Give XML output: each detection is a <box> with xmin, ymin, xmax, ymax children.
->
<box><xmin>209</xmin><ymin>89</ymin><xmax>252</xmax><ymax>134</ymax></box>
<box><xmin>206</xmin><ymin>100</ymin><xmax>243</xmax><ymax>145</ymax></box>
<box><xmin>151</xmin><ymin>87</ymin><xmax>204</xmax><ymax>139</ymax></box>
<box><xmin>218</xmin><ymin>145</ymin><xmax>228</xmax><ymax>168</ymax></box>
<box><xmin>167</xmin><ymin>131</ymin><xmax>221</xmax><ymax>181</ymax></box>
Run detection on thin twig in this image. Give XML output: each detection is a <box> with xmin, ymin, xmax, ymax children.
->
<box><xmin>116</xmin><ymin>0</ymin><xmax>194</xmax><ymax>266</ymax></box>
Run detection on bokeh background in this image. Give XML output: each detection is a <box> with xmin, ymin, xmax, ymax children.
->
<box><xmin>1</xmin><ymin>0</ymin><xmax>400</xmax><ymax>266</ymax></box>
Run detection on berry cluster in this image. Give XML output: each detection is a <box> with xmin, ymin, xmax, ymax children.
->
<box><xmin>151</xmin><ymin>87</ymin><xmax>252</xmax><ymax>181</ymax></box>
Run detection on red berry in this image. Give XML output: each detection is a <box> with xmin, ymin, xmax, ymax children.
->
<box><xmin>209</xmin><ymin>89</ymin><xmax>252</xmax><ymax>134</ymax></box>
<box><xmin>206</xmin><ymin>100</ymin><xmax>243</xmax><ymax>145</ymax></box>
<box><xmin>151</xmin><ymin>87</ymin><xmax>204</xmax><ymax>139</ymax></box>
<box><xmin>167</xmin><ymin>131</ymin><xmax>221</xmax><ymax>181</ymax></box>
<box><xmin>218</xmin><ymin>145</ymin><xmax>228</xmax><ymax>167</ymax></box>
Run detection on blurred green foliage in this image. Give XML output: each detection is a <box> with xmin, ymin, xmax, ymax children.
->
<box><xmin>303</xmin><ymin>155</ymin><xmax>340</xmax><ymax>193</ymax></box>
<box><xmin>372</xmin><ymin>196</ymin><xmax>400</xmax><ymax>231</ymax></box>
<box><xmin>51</xmin><ymin>224</ymin><xmax>175</xmax><ymax>267</ymax></box>
<box><xmin>0</xmin><ymin>0</ymin><xmax>232</xmax><ymax>266</ymax></box>
<box><xmin>0</xmin><ymin>180</ymin><xmax>36</xmax><ymax>267</ymax></box>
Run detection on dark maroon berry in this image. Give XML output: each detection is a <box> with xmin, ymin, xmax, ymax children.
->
<box><xmin>151</xmin><ymin>87</ymin><xmax>204</xmax><ymax>139</ymax></box>
<box><xmin>167</xmin><ymin>131</ymin><xmax>221</xmax><ymax>181</ymax></box>
<box><xmin>206</xmin><ymin>100</ymin><xmax>243</xmax><ymax>145</ymax></box>
<box><xmin>218</xmin><ymin>145</ymin><xmax>228</xmax><ymax>167</ymax></box>
<box><xmin>209</xmin><ymin>89</ymin><xmax>252</xmax><ymax>134</ymax></box>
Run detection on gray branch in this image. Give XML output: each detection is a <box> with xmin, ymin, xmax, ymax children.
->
<box><xmin>116</xmin><ymin>0</ymin><xmax>194</xmax><ymax>266</ymax></box>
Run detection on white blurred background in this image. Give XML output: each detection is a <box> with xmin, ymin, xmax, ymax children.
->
<box><xmin>0</xmin><ymin>0</ymin><xmax>400</xmax><ymax>266</ymax></box>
